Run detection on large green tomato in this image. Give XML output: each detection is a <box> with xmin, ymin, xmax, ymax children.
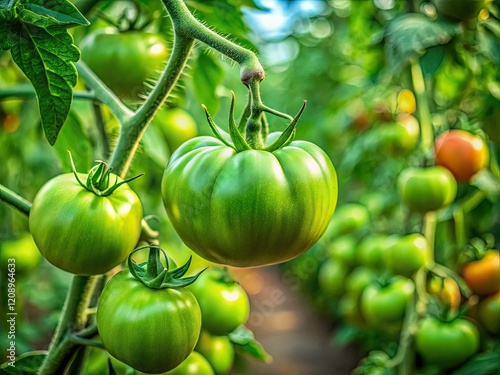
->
<box><xmin>97</xmin><ymin>269</ymin><xmax>201</xmax><ymax>374</ymax></box>
<box><xmin>432</xmin><ymin>0</ymin><xmax>485</xmax><ymax>21</ymax></box>
<box><xmin>0</xmin><ymin>233</ymin><xmax>41</xmax><ymax>276</ymax></box>
<box><xmin>154</xmin><ymin>108</ymin><xmax>198</xmax><ymax>152</ymax></box>
<box><xmin>162</xmin><ymin>137</ymin><xmax>337</xmax><ymax>267</ymax></box>
<box><xmin>397</xmin><ymin>166</ymin><xmax>457</xmax><ymax>213</ymax></box>
<box><xmin>187</xmin><ymin>268</ymin><xmax>249</xmax><ymax>336</ymax></box>
<box><xmin>383</xmin><ymin>234</ymin><xmax>430</xmax><ymax>277</ymax></box>
<box><xmin>415</xmin><ymin>317</ymin><xmax>479</xmax><ymax>369</ymax></box>
<box><xmin>81</xmin><ymin>29</ymin><xmax>169</xmax><ymax>100</ymax></box>
<box><xmin>195</xmin><ymin>331</ymin><xmax>234</xmax><ymax>375</ymax></box>
<box><xmin>360</xmin><ymin>277</ymin><xmax>415</xmax><ymax>325</ymax></box>
<box><xmin>29</xmin><ymin>173</ymin><xmax>143</xmax><ymax>275</ymax></box>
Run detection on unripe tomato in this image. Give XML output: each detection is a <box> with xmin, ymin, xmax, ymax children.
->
<box><xmin>360</xmin><ymin>277</ymin><xmax>415</xmax><ymax>324</ymax></box>
<box><xmin>326</xmin><ymin>236</ymin><xmax>357</xmax><ymax>266</ymax></box>
<box><xmin>427</xmin><ymin>276</ymin><xmax>461</xmax><ymax>310</ymax></box>
<box><xmin>29</xmin><ymin>173</ymin><xmax>143</xmax><ymax>275</ymax></box>
<box><xmin>415</xmin><ymin>317</ymin><xmax>479</xmax><ymax>369</ymax></box>
<box><xmin>434</xmin><ymin>130</ymin><xmax>489</xmax><ymax>183</ymax></box>
<box><xmin>397</xmin><ymin>166</ymin><xmax>457</xmax><ymax>213</ymax></box>
<box><xmin>154</xmin><ymin>108</ymin><xmax>198</xmax><ymax>152</ymax></box>
<box><xmin>397</xmin><ymin>89</ymin><xmax>416</xmax><ymax>114</ymax></box>
<box><xmin>81</xmin><ymin>29</ymin><xmax>169</xmax><ymax>100</ymax></box>
<box><xmin>378</xmin><ymin>113</ymin><xmax>420</xmax><ymax>156</ymax></box>
<box><xmin>318</xmin><ymin>258</ymin><xmax>349</xmax><ymax>297</ymax></box>
<box><xmin>166</xmin><ymin>351</ymin><xmax>215</xmax><ymax>375</ymax></box>
<box><xmin>432</xmin><ymin>0</ymin><xmax>485</xmax><ymax>21</ymax></box>
<box><xmin>195</xmin><ymin>331</ymin><xmax>234</xmax><ymax>375</ymax></box>
<box><xmin>383</xmin><ymin>234</ymin><xmax>430</xmax><ymax>277</ymax></box>
<box><xmin>345</xmin><ymin>267</ymin><xmax>377</xmax><ymax>296</ymax></box>
<box><xmin>356</xmin><ymin>234</ymin><xmax>388</xmax><ymax>270</ymax></box>
<box><xmin>188</xmin><ymin>268</ymin><xmax>250</xmax><ymax>336</ymax></box>
<box><xmin>477</xmin><ymin>292</ymin><xmax>500</xmax><ymax>334</ymax></box>
<box><xmin>326</xmin><ymin>203</ymin><xmax>369</xmax><ymax>238</ymax></box>
<box><xmin>339</xmin><ymin>293</ymin><xmax>366</xmax><ymax>326</ymax></box>
<box><xmin>462</xmin><ymin>250</ymin><xmax>500</xmax><ymax>295</ymax></box>
<box><xmin>0</xmin><ymin>233</ymin><xmax>41</xmax><ymax>276</ymax></box>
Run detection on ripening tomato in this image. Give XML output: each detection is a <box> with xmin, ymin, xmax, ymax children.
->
<box><xmin>378</xmin><ymin>113</ymin><xmax>420</xmax><ymax>156</ymax></box>
<box><xmin>477</xmin><ymin>292</ymin><xmax>500</xmax><ymax>335</ymax></box>
<box><xmin>397</xmin><ymin>89</ymin><xmax>416</xmax><ymax>114</ymax></box>
<box><xmin>434</xmin><ymin>130</ymin><xmax>489</xmax><ymax>183</ymax></box>
<box><xmin>462</xmin><ymin>250</ymin><xmax>500</xmax><ymax>295</ymax></box>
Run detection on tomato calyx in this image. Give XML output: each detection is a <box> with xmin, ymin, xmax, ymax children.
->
<box><xmin>128</xmin><ymin>244</ymin><xmax>205</xmax><ymax>289</ymax></box>
<box><xmin>202</xmin><ymin>92</ymin><xmax>307</xmax><ymax>153</ymax></box>
<box><xmin>68</xmin><ymin>152</ymin><xmax>143</xmax><ymax>196</ymax></box>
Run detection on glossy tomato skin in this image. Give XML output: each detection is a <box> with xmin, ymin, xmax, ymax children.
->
<box><xmin>397</xmin><ymin>166</ymin><xmax>457</xmax><ymax>213</ymax></box>
<box><xmin>383</xmin><ymin>234</ymin><xmax>430</xmax><ymax>277</ymax></box>
<box><xmin>188</xmin><ymin>269</ymin><xmax>250</xmax><ymax>336</ymax></box>
<box><xmin>81</xmin><ymin>29</ymin><xmax>169</xmax><ymax>100</ymax></box>
<box><xmin>195</xmin><ymin>331</ymin><xmax>234</xmax><ymax>375</ymax></box>
<box><xmin>435</xmin><ymin>130</ymin><xmax>489</xmax><ymax>183</ymax></box>
<box><xmin>478</xmin><ymin>292</ymin><xmax>500</xmax><ymax>334</ymax></box>
<box><xmin>166</xmin><ymin>351</ymin><xmax>215</xmax><ymax>375</ymax></box>
<box><xmin>97</xmin><ymin>270</ymin><xmax>201</xmax><ymax>374</ymax></box>
<box><xmin>29</xmin><ymin>173</ymin><xmax>142</xmax><ymax>275</ymax></box>
<box><xmin>162</xmin><ymin>137</ymin><xmax>338</xmax><ymax>267</ymax></box>
<box><xmin>432</xmin><ymin>0</ymin><xmax>485</xmax><ymax>21</ymax></box>
<box><xmin>415</xmin><ymin>317</ymin><xmax>480</xmax><ymax>369</ymax></box>
<box><xmin>462</xmin><ymin>250</ymin><xmax>500</xmax><ymax>295</ymax></box>
<box><xmin>360</xmin><ymin>277</ymin><xmax>415</xmax><ymax>324</ymax></box>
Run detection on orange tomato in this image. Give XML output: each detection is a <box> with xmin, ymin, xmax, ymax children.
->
<box><xmin>462</xmin><ymin>250</ymin><xmax>500</xmax><ymax>296</ymax></box>
<box><xmin>434</xmin><ymin>130</ymin><xmax>489</xmax><ymax>183</ymax></box>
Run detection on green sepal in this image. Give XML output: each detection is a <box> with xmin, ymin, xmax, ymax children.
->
<box><xmin>68</xmin><ymin>151</ymin><xmax>143</xmax><ymax>197</ymax></box>
<box><xmin>263</xmin><ymin>101</ymin><xmax>307</xmax><ymax>152</ymax></box>
<box><xmin>202</xmin><ymin>104</ymin><xmax>234</xmax><ymax>148</ymax></box>
<box><xmin>228</xmin><ymin>92</ymin><xmax>252</xmax><ymax>152</ymax></box>
<box><xmin>127</xmin><ymin>244</ymin><xmax>205</xmax><ymax>289</ymax></box>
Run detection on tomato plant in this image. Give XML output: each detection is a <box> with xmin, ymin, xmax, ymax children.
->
<box><xmin>415</xmin><ymin>317</ymin><xmax>480</xmax><ymax>369</ymax></box>
<box><xmin>81</xmin><ymin>29</ymin><xmax>169</xmax><ymax>100</ymax></box>
<box><xmin>29</xmin><ymin>161</ymin><xmax>143</xmax><ymax>275</ymax></box>
<box><xmin>162</xmin><ymin>102</ymin><xmax>338</xmax><ymax>267</ymax></box>
<box><xmin>434</xmin><ymin>130</ymin><xmax>489</xmax><ymax>183</ymax></box>
<box><xmin>188</xmin><ymin>267</ymin><xmax>250</xmax><ymax>336</ymax></box>
<box><xmin>97</xmin><ymin>246</ymin><xmax>202</xmax><ymax>374</ymax></box>
<box><xmin>397</xmin><ymin>166</ymin><xmax>457</xmax><ymax>213</ymax></box>
<box><xmin>462</xmin><ymin>250</ymin><xmax>500</xmax><ymax>295</ymax></box>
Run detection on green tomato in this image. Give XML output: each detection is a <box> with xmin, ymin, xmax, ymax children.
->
<box><xmin>383</xmin><ymin>234</ymin><xmax>430</xmax><ymax>277</ymax></box>
<box><xmin>415</xmin><ymin>317</ymin><xmax>480</xmax><ymax>369</ymax></box>
<box><xmin>339</xmin><ymin>293</ymin><xmax>366</xmax><ymax>327</ymax></box>
<box><xmin>326</xmin><ymin>236</ymin><xmax>357</xmax><ymax>266</ymax></box>
<box><xmin>0</xmin><ymin>233</ymin><xmax>41</xmax><ymax>276</ymax></box>
<box><xmin>356</xmin><ymin>234</ymin><xmax>389</xmax><ymax>270</ymax></box>
<box><xmin>97</xmin><ymin>270</ymin><xmax>201</xmax><ymax>374</ymax></box>
<box><xmin>432</xmin><ymin>0</ymin><xmax>485</xmax><ymax>21</ymax></box>
<box><xmin>325</xmin><ymin>203</ymin><xmax>369</xmax><ymax>238</ymax></box>
<box><xmin>81</xmin><ymin>29</ymin><xmax>169</xmax><ymax>100</ymax></box>
<box><xmin>29</xmin><ymin>173</ymin><xmax>143</xmax><ymax>275</ymax></box>
<box><xmin>318</xmin><ymin>258</ymin><xmax>349</xmax><ymax>297</ymax></box>
<box><xmin>360</xmin><ymin>277</ymin><xmax>415</xmax><ymax>325</ymax></box>
<box><xmin>188</xmin><ymin>268</ymin><xmax>249</xmax><ymax>336</ymax></box>
<box><xmin>378</xmin><ymin>114</ymin><xmax>419</xmax><ymax>156</ymax></box>
<box><xmin>345</xmin><ymin>267</ymin><xmax>377</xmax><ymax>296</ymax></box>
<box><xmin>478</xmin><ymin>292</ymin><xmax>500</xmax><ymax>334</ymax></box>
<box><xmin>162</xmin><ymin>137</ymin><xmax>337</xmax><ymax>267</ymax></box>
<box><xmin>195</xmin><ymin>331</ymin><xmax>234</xmax><ymax>375</ymax></box>
<box><xmin>154</xmin><ymin>108</ymin><xmax>198</xmax><ymax>152</ymax></box>
<box><xmin>166</xmin><ymin>351</ymin><xmax>215</xmax><ymax>375</ymax></box>
<box><xmin>398</xmin><ymin>166</ymin><xmax>457</xmax><ymax>213</ymax></box>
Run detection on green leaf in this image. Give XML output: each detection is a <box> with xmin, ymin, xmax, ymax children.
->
<box><xmin>229</xmin><ymin>325</ymin><xmax>272</xmax><ymax>363</ymax></box>
<box><xmin>453</xmin><ymin>344</ymin><xmax>500</xmax><ymax>375</ymax></box>
<box><xmin>0</xmin><ymin>350</ymin><xmax>48</xmax><ymax>374</ymax></box>
<box><xmin>192</xmin><ymin>52</ymin><xmax>224</xmax><ymax>116</ymax></box>
<box><xmin>471</xmin><ymin>169</ymin><xmax>500</xmax><ymax>200</ymax></box>
<box><xmin>141</xmin><ymin>124</ymin><xmax>170</xmax><ymax>169</ymax></box>
<box><xmin>0</xmin><ymin>8</ymin><xmax>19</xmax><ymax>51</ymax></box>
<box><xmin>23</xmin><ymin>0</ymin><xmax>89</xmax><ymax>26</ymax></box>
<box><xmin>10</xmin><ymin>19</ymin><xmax>80</xmax><ymax>145</ymax></box>
<box><xmin>384</xmin><ymin>14</ymin><xmax>462</xmax><ymax>72</ymax></box>
<box><xmin>420</xmin><ymin>45</ymin><xmax>445</xmax><ymax>76</ymax></box>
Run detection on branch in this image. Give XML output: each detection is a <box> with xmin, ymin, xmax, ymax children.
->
<box><xmin>0</xmin><ymin>84</ymin><xmax>96</xmax><ymax>101</ymax></box>
<box><xmin>0</xmin><ymin>184</ymin><xmax>32</xmax><ymax>216</ymax></box>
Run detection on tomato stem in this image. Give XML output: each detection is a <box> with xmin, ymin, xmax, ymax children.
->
<box><xmin>410</xmin><ymin>60</ymin><xmax>433</xmax><ymax>153</ymax></box>
<box><xmin>0</xmin><ymin>184</ymin><xmax>32</xmax><ymax>216</ymax></box>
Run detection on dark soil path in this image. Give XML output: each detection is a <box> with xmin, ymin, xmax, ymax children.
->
<box><xmin>232</xmin><ymin>266</ymin><xmax>361</xmax><ymax>375</ymax></box>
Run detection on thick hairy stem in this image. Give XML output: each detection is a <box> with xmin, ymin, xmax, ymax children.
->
<box><xmin>0</xmin><ymin>184</ymin><xmax>32</xmax><ymax>216</ymax></box>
